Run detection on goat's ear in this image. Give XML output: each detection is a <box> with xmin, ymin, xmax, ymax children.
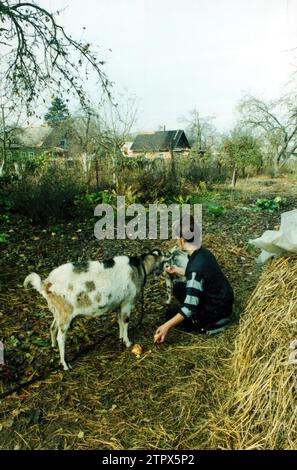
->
<box><xmin>163</xmin><ymin>252</ymin><xmax>173</xmax><ymax>261</ymax></box>
<box><xmin>151</xmin><ymin>249</ymin><xmax>162</xmax><ymax>256</ymax></box>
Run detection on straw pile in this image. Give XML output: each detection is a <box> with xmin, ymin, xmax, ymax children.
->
<box><xmin>206</xmin><ymin>255</ymin><xmax>297</xmax><ymax>449</ymax></box>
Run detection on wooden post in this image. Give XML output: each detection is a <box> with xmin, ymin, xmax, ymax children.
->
<box><xmin>95</xmin><ymin>156</ymin><xmax>99</xmax><ymax>191</ymax></box>
<box><xmin>170</xmin><ymin>143</ymin><xmax>176</xmax><ymax>179</ymax></box>
<box><xmin>231</xmin><ymin>166</ymin><xmax>237</xmax><ymax>188</ymax></box>
<box><xmin>0</xmin><ymin>105</ymin><xmax>7</xmax><ymax>176</ymax></box>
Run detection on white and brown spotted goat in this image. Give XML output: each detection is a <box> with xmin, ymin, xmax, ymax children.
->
<box><xmin>163</xmin><ymin>247</ymin><xmax>188</xmax><ymax>304</ymax></box>
<box><xmin>24</xmin><ymin>249</ymin><xmax>169</xmax><ymax>370</ymax></box>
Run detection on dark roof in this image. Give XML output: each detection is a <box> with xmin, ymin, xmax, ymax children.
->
<box><xmin>131</xmin><ymin>130</ymin><xmax>190</xmax><ymax>152</ymax></box>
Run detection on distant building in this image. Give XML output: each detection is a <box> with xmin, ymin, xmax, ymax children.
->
<box><xmin>130</xmin><ymin>130</ymin><xmax>191</xmax><ymax>159</ymax></box>
<box><xmin>121</xmin><ymin>141</ymin><xmax>134</xmax><ymax>157</ymax></box>
<box><xmin>6</xmin><ymin>123</ymin><xmax>81</xmax><ymax>162</ymax></box>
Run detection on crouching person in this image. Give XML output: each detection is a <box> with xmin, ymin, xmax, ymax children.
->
<box><xmin>154</xmin><ymin>216</ymin><xmax>234</xmax><ymax>343</ymax></box>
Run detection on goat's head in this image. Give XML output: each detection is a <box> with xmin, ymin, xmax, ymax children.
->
<box><xmin>141</xmin><ymin>249</ymin><xmax>172</xmax><ymax>276</ymax></box>
<box><xmin>163</xmin><ymin>247</ymin><xmax>189</xmax><ymax>271</ymax></box>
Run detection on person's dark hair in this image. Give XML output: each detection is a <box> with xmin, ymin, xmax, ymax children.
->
<box><xmin>173</xmin><ymin>214</ymin><xmax>201</xmax><ymax>245</ymax></box>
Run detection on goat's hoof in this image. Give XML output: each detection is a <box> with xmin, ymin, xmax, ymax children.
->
<box><xmin>62</xmin><ymin>362</ymin><xmax>72</xmax><ymax>371</ymax></box>
<box><xmin>290</xmin><ymin>339</ymin><xmax>297</xmax><ymax>350</ymax></box>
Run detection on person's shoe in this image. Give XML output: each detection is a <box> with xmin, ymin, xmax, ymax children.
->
<box><xmin>205</xmin><ymin>317</ymin><xmax>231</xmax><ymax>336</ymax></box>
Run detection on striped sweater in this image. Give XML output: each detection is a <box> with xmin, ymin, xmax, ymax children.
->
<box><xmin>180</xmin><ymin>247</ymin><xmax>234</xmax><ymax>320</ymax></box>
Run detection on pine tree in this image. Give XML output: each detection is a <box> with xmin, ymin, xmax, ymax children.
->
<box><xmin>44</xmin><ymin>97</ymin><xmax>70</xmax><ymax>126</ymax></box>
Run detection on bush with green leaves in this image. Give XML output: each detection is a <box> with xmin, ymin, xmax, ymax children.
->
<box><xmin>74</xmin><ymin>190</ymin><xmax>115</xmax><ymax>215</ymax></box>
<box><xmin>0</xmin><ymin>233</ymin><xmax>9</xmax><ymax>244</ymax></box>
<box><xmin>220</xmin><ymin>131</ymin><xmax>263</xmax><ymax>177</ymax></box>
<box><xmin>207</xmin><ymin>204</ymin><xmax>225</xmax><ymax>216</ymax></box>
<box><xmin>0</xmin><ymin>193</ymin><xmax>14</xmax><ymax>212</ymax></box>
<box><xmin>255</xmin><ymin>196</ymin><xmax>287</xmax><ymax>212</ymax></box>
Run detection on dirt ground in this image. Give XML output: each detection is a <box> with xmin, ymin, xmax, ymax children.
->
<box><xmin>0</xmin><ymin>175</ymin><xmax>296</xmax><ymax>449</ymax></box>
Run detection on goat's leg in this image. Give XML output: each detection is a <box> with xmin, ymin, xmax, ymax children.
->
<box><xmin>118</xmin><ymin>311</ymin><xmax>124</xmax><ymax>342</ymax></box>
<box><xmin>165</xmin><ymin>274</ymin><xmax>173</xmax><ymax>304</ymax></box>
<box><xmin>57</xmin><ymin>323</ymin><xmax>71</xmax><ymax>371</ymax></box>
<box><xmin>50</xmin><ymin>318</ymin><xmax>58</xmax><ymax>347</ymax></box>
<box><xmin>118</xmin><ymin>304</ymin><xmax>132</xmax><ymax>347</ymax></box>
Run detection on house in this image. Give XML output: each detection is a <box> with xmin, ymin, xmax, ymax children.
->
<box><xmin>130</xmin><ymin>130</ymin><xmax>191</xmax><ymax>159</ymax></box>
<box><xmin>6</xmin><ymin>123</ymin><xmax>82</xmax><ymax>163</ymax></box>
<box><xmin>121</xmin><ymin>141</ymin><xmax>134</xmax><ymax>157</ymax></box>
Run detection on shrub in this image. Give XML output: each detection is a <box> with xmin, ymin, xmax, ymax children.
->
<box><xmin>6</xmin><ymin>166</ymin><xmax>88</xmax><ymax>222</ymax></box>
<box><xmin>132</xmin><ymin>165</ymin><xmax>182</xmax><ymax>203</ymax></box>
<box><xmin>175</xmin><ymin>156</ymin><xmax>229</xmax><ymax>184</ymax></box>
<box><xmin>255</xmin><ymin>196</ymin><xmax>287</xmax><ymax>212</ymax></box>
<box><xmin>0</xmin><ymin>233</ymin><xmax>9</xmax><ymax>244</ymax></box>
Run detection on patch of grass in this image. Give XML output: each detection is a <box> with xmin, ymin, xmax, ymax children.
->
<box><xmin>207</xmin><ymin>204</ymin><xmax>225</xmax><ymax>216</ymax></box>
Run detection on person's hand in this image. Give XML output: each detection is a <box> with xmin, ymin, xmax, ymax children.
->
<box><xmin>165</xmin><ymin>265</ymin><xmax>185</xmax><ymax>276</ymax></box>
<box><xmin>154</xmin><ymin>313</ymin><xmax>184</xmax><ymax>344</ymax></box>
<box><xmin>154</xmin><ymin>324</ymin><xmax>170</xmax><ymax>343</ymax></box>
<box><xmin>165</xmin><ymin>265</ymin><xmax>176</xmax><ymax>274</ymax></box>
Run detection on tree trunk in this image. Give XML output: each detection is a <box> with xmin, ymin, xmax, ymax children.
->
<box><xmin>273</xmin><ymin>160</ymin><xmax>279</xmax><ymax>177</ymax></box>
<box><xmin>111</xmin><ymin>151</ymin><xmax>117</xmax><ymax>188</ymax></box>
<box><xmin>1</xmin><ymin>105</ymin><xmax>7</xmax><ymax>177</ymax></box>
<box><xmin>0</xmin><ymin>155</ymin><xmax>5</xmax><ymax>177</ymax></box>
<box><xmin>273</xmin><ymin>152</ymin><xmax>282</xmax><ymax>177</ymax></box>
<box><xmin>217</xmin><ymin>162</ymin><xmax>222</xmax><ymax>175</ymax></box>
<box><xmin>231</xmin><ymin>166</ymin><xmax>237</xmax><ymax>188</ymax></box>
<box><xmin>170</xmin><ymin>147</ymin><xmax>176</xmax><ymax>179</ymax></box>
<box><xmin>95</xmin><ymin>157</ymin><xmax>99</xmax><ymax>191</ymax></box>
<box><xmin>273</xmin><ymin>147</ymin><xmax>288</xmax><ymax>177</ymax></box>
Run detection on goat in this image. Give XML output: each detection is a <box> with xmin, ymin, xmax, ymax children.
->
<box><xmin>24</xmin><ymin>249</ymin><xmax>169</xmax><ymax>370</ymax></box>
<box><xmin>163</xmin><ymin>247</ymin><xmax>188</xmax><ymax>304</ymax></box>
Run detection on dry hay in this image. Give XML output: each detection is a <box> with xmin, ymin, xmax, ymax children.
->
<box><xmin>206</xmin><ymin>255</ymin><xmax>297</xmax><ymax>449</ymax></box>
<box><xmin>0</xmin><ymin>326</ymin><xmax>235</xmax><ymax>450</ymax></box>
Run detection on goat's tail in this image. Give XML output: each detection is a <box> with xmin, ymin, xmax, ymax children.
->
<box><xmin>24</xmin><ymin>273</ymin><xmax>44</xmax><ymax>296</ymax></box>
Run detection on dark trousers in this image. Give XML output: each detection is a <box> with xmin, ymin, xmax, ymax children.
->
<box><xmin>165</xmin><ymin>281</ymin><xmax>233</xmax><ymax>331</ymax></box>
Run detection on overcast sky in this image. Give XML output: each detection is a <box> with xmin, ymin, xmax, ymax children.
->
<box><xmin>41</xmin><ymin>0</ymin><xmax>297</xmax><ymax>133</ymax></box>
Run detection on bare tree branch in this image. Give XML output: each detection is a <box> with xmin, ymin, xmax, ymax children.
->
<box><xmin>238</xmin><ymin>93</ymin><xmax>297</xmax><ymax>174</ymax></box>
<box><xmin>0</xmin><ymin>0</ymin><xmax>112</xmax><ymax>112</ymax></box>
